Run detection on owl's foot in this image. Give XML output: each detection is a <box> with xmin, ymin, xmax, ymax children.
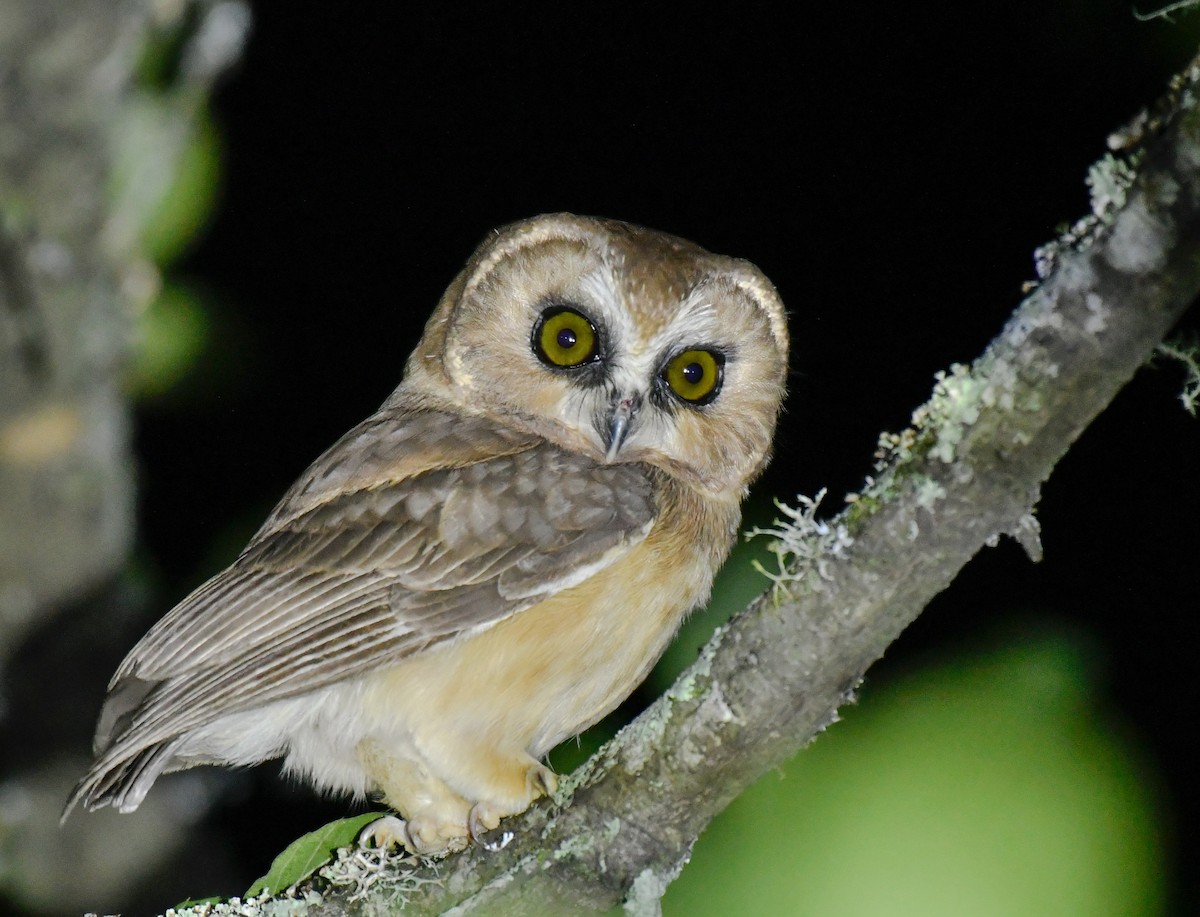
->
<box><xmin>404</xmin><ymin>814</ymin><xmax>471</xmax><ymax>855</ymax></box>
<box><xmin>359</xmin><ymin>738</ymin><xmax>558</xmax><ymax>853</ymax></box>
<box><xmin>359</xmin><ymin>812</ymin><xmax>471</xmax><ymax>856</ymax></box>
<box><xmin>467</xmin><ymin>760</ymin><xmax>557</xmax><ymax>848</ymax></box>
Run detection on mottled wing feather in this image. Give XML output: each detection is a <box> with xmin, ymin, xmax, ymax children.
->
<box><xmin>253</xmin><ymin>404</ymin><xmax>542</xmax><ymax>536</ymax></box>
<box><xmin>94</xmin><ymin>405</ymin><xmax>656</xmax><ymax>763</ymax></box>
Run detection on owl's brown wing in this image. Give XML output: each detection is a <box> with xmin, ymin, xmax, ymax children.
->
<box><xmin>72</xmin><ymin>405</ymin><xmax>655</xmax><ymax>814</ymax></box>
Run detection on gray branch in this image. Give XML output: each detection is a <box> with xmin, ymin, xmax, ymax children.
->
<box><xmin>265</xmin><ymin>50</ymin><xmax>1200</xmax><ymax>917</ymax></box>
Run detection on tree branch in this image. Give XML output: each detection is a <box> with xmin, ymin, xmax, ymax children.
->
<box><xmin>256</xmin><ymin>50</ymin><xmax>1200</xmax><ymax>917</ymax></box>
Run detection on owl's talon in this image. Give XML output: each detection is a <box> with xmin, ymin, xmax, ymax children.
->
<box><xmin>468</xmin><ymin>803</ymin><xmax>515</xmax><ymax>851</ymax></box>
<box><xmin>357</xmin><ymin>814</ymin><xmax>412</xmax><ymax>851</ymax></box>
<box><xmin>467</xmin><ymin>802</ymin><xmax>499</xmax><ymax>845</ymax></box>
<box><xmin>529</xmin><ymin>762</ymin><xmax>558</xmax><ymax>799</ymax></box>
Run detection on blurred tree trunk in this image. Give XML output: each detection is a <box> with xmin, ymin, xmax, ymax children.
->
<box><xmin>0</xmin><ymin>4</ymin><xmax>247</xmax><ymax>911</ymax></box>
<box><xmin>0</xmin><ymin>0</ymin><xmax>243</xmax><ymax>673</ymax></box>
<box><xmin>0</xmin><ymin>1</ymin><xmax>144</xmax><ymax>669</ymax></box>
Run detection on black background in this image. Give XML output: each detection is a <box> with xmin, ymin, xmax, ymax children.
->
<box><xmin>23</xmin><ymin>3</ymin><xmax>1200</xmax><ymax>913</ymax></box>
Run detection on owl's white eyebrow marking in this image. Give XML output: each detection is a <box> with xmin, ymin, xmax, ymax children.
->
<box><xmin>677</xmin><ymin>285</ymin><xmax>721</xmax><ymax>326</ymax></box>
<box><xmin>576</xmin><ymin>265</ymin><xmax>647</xmax><ymax>363</ymax></box>
<box><xmin>634</xmin><ymin>290</ymin><xmax>722</xmax><ymax>362</ymax></box>
<box><xmin>577</xmin><ymin>267</ymin><xmax>621</xmax><ymax>319</ymax></box>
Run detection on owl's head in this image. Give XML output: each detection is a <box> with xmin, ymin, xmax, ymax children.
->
<box><xmin>399</xmin><ymin>214</ymin><xmax>789</xmax><ymax>497</ymax></box>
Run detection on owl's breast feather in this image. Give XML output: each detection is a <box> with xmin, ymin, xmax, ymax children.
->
<box><xmin>356</xmin><ymin>474</ymin><xmax>740</xmax><ymax>762</ymax></box>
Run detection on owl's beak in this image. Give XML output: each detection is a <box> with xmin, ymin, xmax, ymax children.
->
<box><xmin>603</xmin><ymin>394</ymin><xmax>640</xmax><ymax>462</ymax></box>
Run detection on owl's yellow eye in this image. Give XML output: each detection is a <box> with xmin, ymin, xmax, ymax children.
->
<box><xmin>663</xmin><ymin>349</ymin><xmax>723</xmax><ymax>404</ymax></box>
<box><xmin>534</xmin><ymin>307</ymin><xmax>600</xmax><ymax>368</ymax></box>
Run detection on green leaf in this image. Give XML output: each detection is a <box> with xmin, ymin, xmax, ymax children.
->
<box><xmin>245</xmin><ymin>812</ymin><xmax>388</xmax><ymax>897</ymax></box>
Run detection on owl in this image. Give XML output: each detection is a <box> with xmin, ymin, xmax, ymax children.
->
<box><xmin>67</xmin><ymin>213</ymin><xmax>789</xmax><ymax>852</ymax></box>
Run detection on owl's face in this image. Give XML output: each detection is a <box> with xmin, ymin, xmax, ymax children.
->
<box><xmin>401</xmin><ymin>214</ymin><xmax>789</xmax><ymax>497</ymax></box>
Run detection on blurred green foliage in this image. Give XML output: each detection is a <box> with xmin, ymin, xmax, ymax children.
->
<box><xmin>119</xmin><ymin>105</ymin><xmax>218</xmax><ymax>400</ymax></box>
<box><xmin>139</xmin><ymin>111</ymin><xmax>221</xmax><ymax>269</ymax></box>
<box><xmin>126</xmin><ymin>281</ymin><xmax>209</xmax><ymax>398</ymax></box>
<box><xmin>662</xmin><ymin>630</ymin><xmax>1164</xmax><ymax>916</ymax></box>
<box><xmin>114</xmin><ymin>15</ymin><xmax>223</xmax><ymax>401</ymax></box>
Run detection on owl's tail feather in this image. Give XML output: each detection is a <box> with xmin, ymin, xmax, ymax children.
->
<box><xmin>61</xmin><ymin>738</ymin><xmax>183</xmax><ymax>824</ymax></box>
